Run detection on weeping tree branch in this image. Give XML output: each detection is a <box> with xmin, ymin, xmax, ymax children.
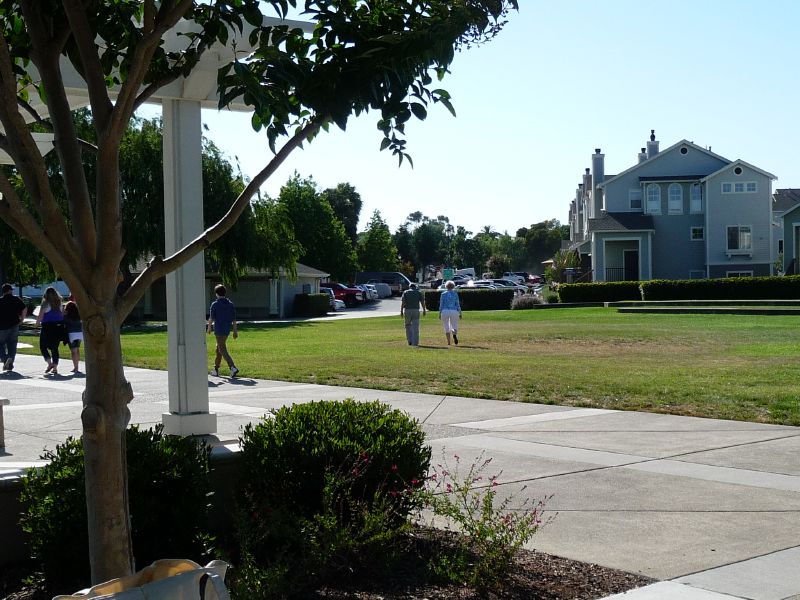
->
<box><xmin>118</xmin><ymin>119</ymin><xmax>323</xmax><ymax>318</ymax></box>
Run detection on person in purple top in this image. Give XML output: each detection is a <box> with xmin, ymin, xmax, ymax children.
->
<box><xmin>207</xmin><ymin>284</ymin><xmax>239</xmax><ymax>378</ymax></box>
<box><xmin>0</xmin><ymin>283</ymin><xmax>28</xmax><ymax>372</ymax></box>
<box><xmin>35</xmin><ymin>286</ymin><xmax>64</xmax><ymax>375</ymax></box>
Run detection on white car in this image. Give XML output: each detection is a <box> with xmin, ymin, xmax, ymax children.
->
<box><xmin>363</xmin><ymin>284</ymin><xmax>380</xmax><ymax>301</ymax></box>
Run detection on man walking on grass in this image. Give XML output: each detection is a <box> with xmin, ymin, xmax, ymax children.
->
<box><xmin>207</xmin><ymin>284</ymin><xmax>239</xmax><ymax>378</ymax></box>
<box><xmin>400</xmin><ymin>282</ymin><xmax>426</xmax><ymax>346</ymax></box>
<box><xmin>0</xmin><ymin>283</ymin><xmax>27</xmax><ymax>372</ymax></box>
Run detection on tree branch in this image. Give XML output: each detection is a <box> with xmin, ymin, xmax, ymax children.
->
<box><xmin>0</xmin><ymin>30</ymin><xmax>81</xmax><ymax>267</ymax></box>
<box><xmin>61</xmin><ymin>0</ymin><xmax>114</xmax><ymax>128</ymax></box>
<box><xmin>117</xmin><ymin>120</ymin><xmax>322</xmax><ymax>318</ymax></box>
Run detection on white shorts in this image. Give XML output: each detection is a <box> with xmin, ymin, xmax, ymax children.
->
<box><xmin>440</xmin><ymin>309</ymin><xmax>459</xmax><ymax>333</ymax></box>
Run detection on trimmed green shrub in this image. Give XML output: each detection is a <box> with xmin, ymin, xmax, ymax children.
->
<box><xmin>510</xmin><ymin>293</ymin><xmax>544</xmax><ymax>309</ymax></box>
<box><xmin>558</xmin><ymin>281</ymin><xmax>643</xmax><ymax>303</ymax></box>
<box><xmin>20</xmin><ymin>426</ymin><xmax>213</xmax><ymax>592</ymax></box>
<box><xmin>545</xmin><ymin>292</ymin><xmax>560</xmax><ymax>304</ymax></box>
<box><xmin>234</xmin><ymin>400</ymin><xmax>430</xmax><ymax>597</ymax></box>
<box><xmin>641</xmin><ymin>275</ymin><xmax>800</xmax><ymax>300</ymax></box>
<box><xmin>293</xmin><ymin>293</ymin><xmax>330</xmax><ymax>317</ymax></box>
<box><xmin>424</xmin><ymin>288</ymin><xmax>515</xmax><ymax>311</ymax></box>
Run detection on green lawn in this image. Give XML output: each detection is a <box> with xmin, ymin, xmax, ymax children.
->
<box><xmin>114</xmin><ymin>308</ymin><xmax>800</xmax><ymax>426</ymax></box>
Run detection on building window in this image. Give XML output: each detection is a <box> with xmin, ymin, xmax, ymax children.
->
<box><xmin>629</xmin><ymin>188</ymin><xmax>643</xmax><ymax>210</ymax></box>
<box><xmin>668</xmin><ymin>183</ymin><xmax>683</xmax><ymax>214</ymax></box>
<box><xmin>726</xmin><ymin>271</ymin><xmax>753</xmax><ymax>278</ymax></box>
<box><xmin>680</xmin><ymin>146</ymin><xmax>688</xmax><ymax>155</ymax></box>
<box><xmin>690</xmin><ymin>227</ymin><xmax>704</xmax><ymax>240</ymax></box>
<box><xmin>734</xmin><ymin>166</ymin><xmax>743</xmax><ymax>175</ymax></box>
<box><xmin>727</xmin><ymin>225</ymin><xmax>752</xmax><ymax>253</ymax></box>
<box><xmin>646</xmin><ymin>184</ymin><xmax>661</xmax><ymax>214</ymax></box>
<box><xmin>690</xmin><ymin>183</ymin><xmax>702</xmax><ymax>213</ymax></box>
<box><xmin>689</xmin><ymin>270</ymin><xmax>706</xmax><ymax>279</ymax></box>
<box><xmin>779</xmin><ymin>239</ymin><xmax>784</xmax><ymax>253</ymax></box>
<box><xmin>722</xmin><ymin>181</ymin><xmax>757</xmax><ymax>194</ymax></box>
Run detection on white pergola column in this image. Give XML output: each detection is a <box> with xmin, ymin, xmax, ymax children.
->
<box><xmin>161</xmin><ymin>99</ymin><xmax>216</xmax><ymax>436</ymax></box>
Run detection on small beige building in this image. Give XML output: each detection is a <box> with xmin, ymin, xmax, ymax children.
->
<box><xmin>136</xmin><ymin>262</ymin><xmax>329</xmax><ymax>320</ymax></box>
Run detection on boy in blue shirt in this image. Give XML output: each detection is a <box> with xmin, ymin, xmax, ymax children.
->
<box><xmin>207</xmin><ymin>284</ymin><xmax>239</xmax><ymax>377</ymax></box>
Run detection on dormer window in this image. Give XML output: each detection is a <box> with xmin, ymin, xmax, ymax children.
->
<box><xmin>734</xmin><ymin>166</ymin><xmax>743</xmax><ymax>175</ymax></box>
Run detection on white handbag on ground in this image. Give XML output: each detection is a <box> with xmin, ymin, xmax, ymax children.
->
<box><xmin>52</xmin><ymin>559</ymin><xmax>230</xmax><ymax>600</ymax></box>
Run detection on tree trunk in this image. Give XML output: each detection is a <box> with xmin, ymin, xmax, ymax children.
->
<box><xmin>80</xmin><ymin>306</ymin><xmax>135</xmax><ymax>584</ymax></box>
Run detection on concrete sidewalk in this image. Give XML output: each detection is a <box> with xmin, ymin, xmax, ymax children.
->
<box><xmin>1</xmin><ymin>352</ymin><xmax>799</xmax><ymax>599</ymax></box>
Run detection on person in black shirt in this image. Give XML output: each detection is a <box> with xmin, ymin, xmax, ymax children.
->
<box><xmin>0</xmin><ymin>283</ymin><xmax>28</xmax><ymax>372</ymax></box>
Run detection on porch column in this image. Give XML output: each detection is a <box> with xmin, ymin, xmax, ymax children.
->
<box><xmin>161</xmin><ymin>99</ymin><xmax>216</xmax><ymax>436</ymax></box>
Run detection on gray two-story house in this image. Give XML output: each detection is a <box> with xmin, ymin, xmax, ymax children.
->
<box><xmin>568</xmin><ymin>131</ymin><xmax>776</xmax><ymax>281</ymax></box>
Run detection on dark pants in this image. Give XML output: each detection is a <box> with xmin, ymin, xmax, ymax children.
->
<box><xmin>40</xmin><ymin>322</ymin><xmax>62</xmax><ymax>365</ymax></box>
<box><xmin>0</xmin><ymin>325</ymin><xmax>19</xmax><ymax>363</ymax></box>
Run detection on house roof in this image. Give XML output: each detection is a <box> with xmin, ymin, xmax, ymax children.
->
<box><xmin>773</xmin><ymin>188</ymin><xmax>800</xmax><ymax>213</ymax></box>
<box><xmin>700</xmin><ymin>159</ymin><xmax>777</xmax><ymax>182</ymax></box>
<box><xmin>588</xmin><ymin>212</ymin><xmax>655</xmax><ymax>233</ymax></box>
<box><xmin>597</xmin><ymin>139</ymin><xmax>732</xmax><ymax>189</ymax></box>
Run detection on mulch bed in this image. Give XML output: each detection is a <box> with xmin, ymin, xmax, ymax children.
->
<box><xmin>1</xmin><ymin>528</ymin><xmax>653</xmax><ymax>599</ymax></box>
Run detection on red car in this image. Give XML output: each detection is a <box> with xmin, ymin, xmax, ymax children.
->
<box><xmin>320</xmin><ymin>282</ymin><xmax>364</xmax><ymax>307</ymax></box>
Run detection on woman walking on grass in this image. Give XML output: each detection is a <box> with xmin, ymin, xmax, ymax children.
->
<box><xmin>439</xmin><ymin>280</ymin><xmax>462</xmax><ymax>346</ymax></box>
<box><xmin>35</xmin><ymin>286</ymin><xmax>64</xmax><ymax>375</ymax></box>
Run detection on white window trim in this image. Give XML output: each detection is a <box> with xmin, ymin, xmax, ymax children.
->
<box><xmin>667</xmin><ymin>183</ymin><xmax>683</xmax><ymax>215</ymax></box>
<box><xmin>726</xmin><ymin>270</ymin><xmax>754</xmax><ymax>278</ymax></box>
<box><xmin>690</xmin><ymin>184</ymin><xmax>703</xmax><ymax>213</ymax></box>
<box><xmin>629</xmin><ymin>188</ymin><xmax>643</xmax><ymax>211</ymax></box>
<box><xmin>722</xmin><ymin>181</ymin><xmax>758</xmax><ymax>194</ymax></box>
<box><xmin>690</xmin><ymin>227</ymin><xmax>704</xmax><ymax>241</ymax></box>
<box><xmin>645</xmin><ymin>184</ymin><xmax>661</xmax><ymax>214</ymax></box>
<box><xmin>726</xmin><ymin>224</ymin><xmax>752</xmax><ymax>256</ymax></box>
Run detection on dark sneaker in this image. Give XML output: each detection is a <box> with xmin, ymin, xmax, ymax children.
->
<box><xmin>230</xmin><ymin>366</ymin><xmax>239</xmax><ymax>378</ymax></box>
<box><xmin>453</xmin><ymin>333</ymin><xmax>459</xmax><ymax>345</ymax></box>
<box><xmin>3</xmin><ymin>358</ymin><xmax>12</xmax><ymax>371</ymax></box>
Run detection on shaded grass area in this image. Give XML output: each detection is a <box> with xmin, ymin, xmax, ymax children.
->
<box><xmin>117</xmin><ymin>308</ymin><xmax>800</xmax><ymax>425</ymax></box>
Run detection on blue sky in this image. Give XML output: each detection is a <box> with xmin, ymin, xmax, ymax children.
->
<box><xmin>191</xmin><ymin>1</ymin><xmax>800</xmax><ymax>236</ymax></box>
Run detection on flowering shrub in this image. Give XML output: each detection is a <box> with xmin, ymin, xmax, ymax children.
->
<box><xmin>232</xmin><ymin>399</ymin><xmax>430</xmax><ymax>597</ymax></box>
<box><xmin>510</xmin><ymin>293</ymin><xmax>545</xmax><ymax>309</ymax></box>
<box><xmin>414</xmin><ymin>451</ymin><xmax>552</xmax><ymax>592</ymax></box>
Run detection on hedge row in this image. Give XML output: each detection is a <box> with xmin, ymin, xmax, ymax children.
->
<box><xmin>424</xmin><ymin>288</ymin><xmax>515</xmax><ymax>311</ymax></box>
<box><xmin>558</xmin><ymin>275</ymin><xmax>800</xmax><ymax>302</ymax></box>
<box><xmin>641</xmin><ymin>276</ymin><xmax>800</xmax><ymax>300</ymax></box>
<box><xmin>294</xmin><ymin>293</ymin><xmax>331</xmax><ymax>317</ymax></box>
<box><xmin>558</xmin><ymin>281</ymin><xmax>642</xmax><ymax>303</ymax></box>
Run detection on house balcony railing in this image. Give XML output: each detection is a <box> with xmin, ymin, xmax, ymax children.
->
<box><xmin>605</xmin><ymin>267</ymin><xmax>625</xmax><ymax>282</ymax></box>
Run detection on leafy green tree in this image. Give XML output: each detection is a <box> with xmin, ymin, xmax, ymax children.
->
<box><xmin>486</xmin><ymin>253</ymin><xmax>512</xmax><ymax>278</ymax></box>
<box><xmin>0</xmin><ymin>0</ymin><xmax>517</xmax><ymax>582</ymax></box>
<box><xmin>277</xmin><ymin>174</ymin><xmax>358</xmax><ymax>281</ymax></box>
<box><xmin>517</xmin><ymin>219</ymin><xmax>569</xmax><ymax>274</ymax></box>
<box><xmin>321</xmin><ymin>183</ymin><xmax>362</xmax><ymax>246</ymax></box>
<box><xmin>357</xmin><ymin>210</ymin><xmax>399</xmax><ymax>272</ymax></box>
<box><xmin>393</xmin><ymin>224</ymin><xmax>414</xmax><ymax>267</ymax></box>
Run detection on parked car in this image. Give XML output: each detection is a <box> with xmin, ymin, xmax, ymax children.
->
<box><xmin>364</xmin><ymin>284</ymin><xmax>380</xmax><ymax>300</ymax></box>
<box><xmin>320</xmin><ymin>282</ymin><xmax>364</xmax><ymax>307</ymax></box>
<box><xmin>355</xmin><ymin>284</ymin><xmax>378</xmax><ymax>301</ymax></box>
<box><xmin>366</xmin><ymin>280</ymin><xmax>392</xmax><ymax>298</ymax></box>
<box><xmin>490</xmin><ymin>279</ymin><xmax>528</xmax><ymax>292</ymax></box>
<box><xmin>502</xmin><ymin>272</ymin><xmax>525</xmax><ymax>284</ymax></box>
<box><xmin>354</xmin><ymin>271</ymin><xmax>411</xmax><ymax>296</ymax></box>
<box><xmin>323</xmin><ymin>288</ymin><xmax>346</xmax><ymax>312</ymax></box>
